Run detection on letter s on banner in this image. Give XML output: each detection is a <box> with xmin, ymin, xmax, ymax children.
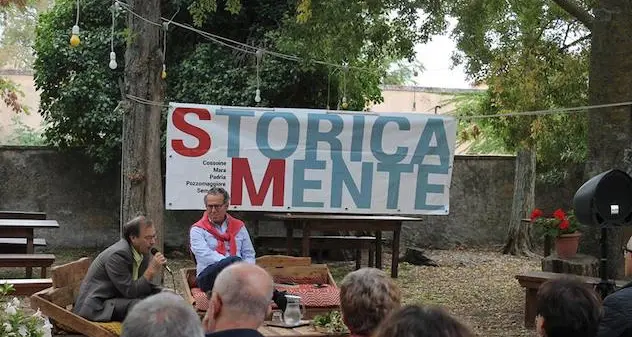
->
<box><xmin>171</xmin><ymin>107</ymin><xmax>212</xmax><ymax>157</ymax></box>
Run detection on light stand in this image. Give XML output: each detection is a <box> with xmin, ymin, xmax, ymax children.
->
<box><xmin>595</xmin><ymin>227</ymin><xmax>616</xmax><ymax>299</ymax></box>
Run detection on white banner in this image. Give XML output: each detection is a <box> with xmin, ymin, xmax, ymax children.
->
<box><xmin>165</xmin><ymin>103</ymin><xmax>457</xmax><ymax>215</ymax></box>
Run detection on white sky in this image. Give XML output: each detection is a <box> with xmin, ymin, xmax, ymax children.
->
<box><xmin>412</xmin><ymin>20</ymin><xmax>472</xmax><ymax>89</ymax></box>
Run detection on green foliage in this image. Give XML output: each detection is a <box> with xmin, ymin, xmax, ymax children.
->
<box><xmin>0</xmin><ymin>283</ymin><xmax>53</xmax><ymax>337</ymax></box>
<box><xmin>312</xmin><ymin>310</ymin><xmax>348</xmax><ymax>334</ymax></box>
<box><xmin>445</xmin><ymin>1</ymin><xmax>589</xmax><ymax>183</ymax></box>
<box><xmin>34</xmin><ymin>0</ymin><xmax>126</xmax><ymax>172</ymax></box>
<box><xmin>34</xmin><ymin>0</ymin><xmax>439</xmax><ymax>171</ymax></box>
<box><xmin>5</xmin><ymin>115</ymin><xmax>46</xmax><ymax>145</ymax></box>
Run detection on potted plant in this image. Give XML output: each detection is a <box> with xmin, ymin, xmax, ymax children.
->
<box><xmin>530</xmin><ymin>208</ymin><xmax>582</xmax><ymax>259</ymax></box>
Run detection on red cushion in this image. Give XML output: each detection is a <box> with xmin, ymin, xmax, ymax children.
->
<box><xmin>274</xmin><ymin>284</ymin><xmax>340</xmax><ymax>308</ymax></box>
<box><xmin>191</xmin><ymin>287</ymin><xmax>209</xmax><ymax>311</ymax></box>
<box><xmin>191</xmin><ymin>284</ymin><xmax>340</xmax><ymax>311</ymax></box>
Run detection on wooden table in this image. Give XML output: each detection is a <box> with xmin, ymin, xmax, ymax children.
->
<box><xmin>0</xmin><ymin>219</ymin><xmax>59</xmax><ymax>277</ymax></box>
<box><xmin>259</xmin><ymin>322</ymin><xmax>346</xmax><ymax>337</ymax></box>
<box><xmin>263</xmin><ymin>213</ymin><xmax>422</xmax><ymax>278</ymax></box>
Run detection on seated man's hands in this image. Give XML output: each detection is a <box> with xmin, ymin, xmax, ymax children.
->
<box><xmin>144</xmin><ymin>252</ymin><xmax>168</xmax><ymax>281</ymax></box>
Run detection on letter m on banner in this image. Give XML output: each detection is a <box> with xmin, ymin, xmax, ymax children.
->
<box><xmin>230</xmin><ymin>158</ymin><xmax>285</xmax><ymax>206</ymax></box>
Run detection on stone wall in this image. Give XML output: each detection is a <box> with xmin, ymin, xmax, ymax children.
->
<box><xmin>0</xmin><ymin>146</ymin><xmax>580</xmax><ymax>251</ymax></box>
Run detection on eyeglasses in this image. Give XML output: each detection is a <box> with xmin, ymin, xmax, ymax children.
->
<box><xmin>206</xmin><ymin>204</ymin><xmax>226</xmax><ymax>210</ymax></box>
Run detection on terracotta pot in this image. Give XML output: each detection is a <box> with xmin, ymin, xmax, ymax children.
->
<box><xmin>555</xmin><ymin>232</ymin><xmax>582</xmax><ymax>259</ymax></box>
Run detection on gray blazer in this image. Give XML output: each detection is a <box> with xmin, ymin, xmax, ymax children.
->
<box><xmin>73</xmin><ymin>239</ymin><xmax>161</xmax><ymax>321</ymax></box>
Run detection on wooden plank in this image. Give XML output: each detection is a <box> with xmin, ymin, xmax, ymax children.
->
<box><xmin>0</xmin><ymin>211</ymin><xmax>46</xmax><ymax>220</ymax></box>
<box><xmin>515</xmin><ymin>270</ymin><xmax>628</xmax><ymax>288</ymax></box>
<box><xmin>0</xmin><ymin>254</ymin><xmax>55</xmax><ymax>267</ymax></box>
<box><xmin>47</xmin><ymin>286</ymin><xmax>77</xmax><ymax>308</ymax></box>
<box><xmin>265</xmin><ymin>265</ymin><xmax>331</xmax><ymax>283</ymax></box>
<box><xmin>51</xmin><ymin>257</ymin><xmax>91</xmax><ymax>288</ymax></box>
<box><xmin>0</xmin><ymin>278</ymin><xmax>52</xmax><ymax>296</ymax></box>
<box><xmin>0</xmin><ymin>219</ymin><xmax>59</xmax><ymax>228</ymax></box>
<box><xmin>180</xmin><ymin>268</ymin><xmax>196</xmax><ymax>306</ymax></box>
<box><xmin>256</xmin><ymin>236</ymin><xmax>377</xmax><ymax>250</ymax></box>
<box><xmin>30</xmin><ymin>294</ymin><xmax>117</xmax><ymax>337</ymax></box>
<box><xmin>0</xmin><ymin>238</ymin><xmax>47</xmax><ymax>245</ymax></box>
<box><xmin>256</xmin><ymin>255</ymin><xmax>312</xmax><ymax>268</ymax></box>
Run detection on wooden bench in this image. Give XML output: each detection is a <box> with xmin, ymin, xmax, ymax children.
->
<box><xmin>0</xmin><ymin>278</ymin><xmax>52</xmax><ymax>295</ymax></box>
<box><xmin>516</xmin><ymin>270</ymin><xmax>628</xmax><ymax>328</ymax></box>
<box><xmin>256</xmin><ymin>235</ymin><xmax>377</xmax><ymax>269</ymax></box>
<box><xmin>0</xmin><ymin>211</ymin><xmax>46</xmax><ymax>220</ymax></box>
<box><xmin>31</xmin><ymin>257</ymin><xmax>121</xmax><ymax>337</ymax></box>
<box><xmin>0</xmin><ymin>238</ymin><xmax>47</xmax><ymax>253</ymax></box>
<box><xmin>0</xmin><ymin>254</ymin><xmax>56</xmax><ymax>278</ymax></box>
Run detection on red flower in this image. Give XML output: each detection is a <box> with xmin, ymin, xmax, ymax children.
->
<box><xmin>559</xmin><ymin>219</ymin><xmax>570</xmax><ymax>230</ymax></box>
<box><xmin>553</xmin><ymin>208</ymin><xmax>566</xmax><ymax>220</ymax></box>
<box><xmin>530</xmin><ymin>208</ymin><xmax>544</xmax><ymax>222</ymax></box>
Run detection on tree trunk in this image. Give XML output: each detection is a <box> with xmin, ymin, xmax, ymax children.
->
<box><xmin>121</xmin><ymin>0</ymin><xmax>165</xmax><ymax>253</ymax></box>
<box><xmin>583</xmin><ymin>0</ymin><xmax>632</xmax><ymax>279</ymax></box>
<box><xmin>503</xmin><ymin>147</ymin><xmax>536</xmax><ymax>256</ymax></box>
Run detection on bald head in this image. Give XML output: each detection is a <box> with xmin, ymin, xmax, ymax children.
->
<box><xmin>213</xmin><ymin>262</ymin><xmax>274</xmax><ymax>322</ymax></box>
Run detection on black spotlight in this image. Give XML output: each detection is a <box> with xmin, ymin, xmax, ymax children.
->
<box><xmin>573</xmin><ymin>169</ymin><xmax>632</xmax><ymax>299</ymax></box>
<box><xmin>574</xmin><ymin>169</ymin><xmax>632</xmax><ymax>227</ymax></box>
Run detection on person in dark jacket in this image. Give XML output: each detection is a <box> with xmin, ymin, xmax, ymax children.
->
<box><xmin>535</xmin><ymin>277</ymin><xmax>602</xmax><ymax>337</ymax></box>
<box><xmin>73</xmin><ymin>215</ymin><xmax>167</xmax><ymax>322</ymax></box>
<box><xmin>202</xmin><ymin>262</ymin><xmax>274</xmax><ymax>337</ymax></box>
<box><xmin>597</xmin><ymin>238</ymin><xmax>632</xmax><ymax>337</ymax></box>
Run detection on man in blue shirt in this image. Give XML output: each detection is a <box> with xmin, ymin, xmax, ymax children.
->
<box><xmin>190</xmin><ymin>187</ymin><xmax>286</xmax><ymax>311</ymax></box>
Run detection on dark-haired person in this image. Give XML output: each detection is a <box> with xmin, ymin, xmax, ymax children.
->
<box><xmin>597</xmin><ymin>236</ymin><xmax>632</xmax><ymax>337</ymax></box>
<box><xmin>373</xmin><ymin>304</ymin><xmax>474</xmax><ymax>337</ymax></box>
<box><xmin>73</xmin><ymin>215</ymin><xmax>167</xmax><ymax>322</ymax></box>
<box><xmin>536</xmin><ymin>277</ymin><xmax>602</xmax><ymax>337</ymax></box>
<box><xmin>190</xmin><ymin>187</ymin><xmax>287</xmax><ymax>311</ymax></box>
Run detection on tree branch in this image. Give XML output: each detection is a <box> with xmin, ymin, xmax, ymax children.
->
<box><xmin>550</xmin><ymin>0</ymin><xmax>594</xmax><ymax>31</ymax></box>
<box><xmin>559</xmin><ymin>33</ymin><xmax>592</xmax><ymax>52</ymax></box>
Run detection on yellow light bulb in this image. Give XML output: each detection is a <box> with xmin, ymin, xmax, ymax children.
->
<box><xmin>70</xmin><ymin>34</ymin><xmax>80</xmax><ymax>47</ymax></box>
<box><xmin>70</xmin><ymin>25</ymin><xmax>80</xmax><ymax>47</ymax></box>
<box><xmin>342</xmin><ymin>102</ymin><xmax>349</xmax><ymax>109</ymax></box>
<box><xmin>161</xmin><ymin>70</ymin><xmax>167</xmax><ymax>79</ymax></box>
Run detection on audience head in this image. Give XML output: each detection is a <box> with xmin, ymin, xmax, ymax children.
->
<box><xmin>373</xmin><ymin>304</ymin><xmax>474</xmax><ymax>337</ymax></box>
<box><xmin>122</xmin><ymin>215</ymin><xmax>156</xmax><ymax>254</ymax></box>
<box><xmin>121</xmin><ymin>292</ymin><xmax>204</xmax><ymax>337</ymax></box>
<box><xmin>624</xmin><ymin>235</ymin><xmax>632</xmax><ymax>276</ymax></box>
<box><xmin>204</xmin><ymin>262</ymin><xmax>274</xmax><ymax>332</ymax></box>
<box><xmin>339</xmin><ymin>267</ymin><xmax>401</xmax><ymax>336</ymax></box>
<box><xmin>204</xmin><ymin>187</ymin><xmax>230</xmax><ymax>223</ymax></box>
<box><xmin>535</xmin><ymin>277</ymin><xmax>602</xmax><ymax>337</ymax></box>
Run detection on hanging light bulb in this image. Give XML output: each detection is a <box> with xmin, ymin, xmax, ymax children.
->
<box><xmin>70</xmin><ymin>25</ymin><xmax>80</xmax><ymax>47</ymax></box>
<box><xmin>161</xmin><ymin>64</ymin><xmax>167</xmax><ymax>79</ymax></box>
<box><xmin>108</xmin><ymin>51</ymin><xmax>117</xmax><ymax>69</ymax></box>
<box><xmin>255</xmin><ymin>89</ymin><xmax>261</xmax><ymax>103</ymax></box>
<box><xmin>341</xmin><ymin>96</ymin><xmax>348</xmax><ymax>109</ymax></box>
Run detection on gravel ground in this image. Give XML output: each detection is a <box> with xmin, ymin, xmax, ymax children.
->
<box><xmin>3</xmin><ymin>247</ymin><xmax>540</xmax><ymax>337</ymax></box>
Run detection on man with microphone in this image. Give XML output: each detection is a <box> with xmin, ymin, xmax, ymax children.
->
<box><xmin>73</xmin><ymin>215</ymin><xmax>168</xmax><ymax>322</ymax></box>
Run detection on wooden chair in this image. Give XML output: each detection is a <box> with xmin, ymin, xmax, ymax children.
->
<box><xmin>181</xmin><ymin>255</ymin><xmax>341</xmax><ymax>319</ymax></box>
<box><xmin>30</xmin><ymin>257</ymin><xmax>121</xmax><ymax>337</ymax></box>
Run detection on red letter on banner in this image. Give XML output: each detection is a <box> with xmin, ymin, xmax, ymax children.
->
<box><xmin>231</xmin><ymin>158</ymin><xmax>285</xmax><ymax>206</ymax></box>
<box><xmin>171</xmin><ymin>107</ymin><xmax>211</xmax><ymax>157</ymax></box>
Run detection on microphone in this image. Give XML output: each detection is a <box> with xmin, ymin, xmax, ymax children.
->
<box><xmin>150</xmin><ymin>247</ymin><xmax>173</xmax><ymax>274</ymax></box>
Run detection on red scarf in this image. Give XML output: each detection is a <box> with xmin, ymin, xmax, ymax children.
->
<box><xmin>192</xmin><ymin>212</ymin><xmax>244</xmax><ymax>256</ymax></box>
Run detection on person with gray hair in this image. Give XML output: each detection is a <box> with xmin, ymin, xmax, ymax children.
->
<box><xmin>121</xmin><ymin>292</ymin><xmax>204</xmax><ymax>337</ymax></box>
<box><xmin>339</xmin><ymin>267</ymin><xmax>402</xmax><ymax>337</ymax></box>
<box><xmin>189</xmin><ymin>187</ymin><xmax>287</xmax><ymax>311</ymax></box>
<box><xmin>203</xmin><ymin>262</ymin><xmax>274</xmax><ymax>337</ymax></box>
